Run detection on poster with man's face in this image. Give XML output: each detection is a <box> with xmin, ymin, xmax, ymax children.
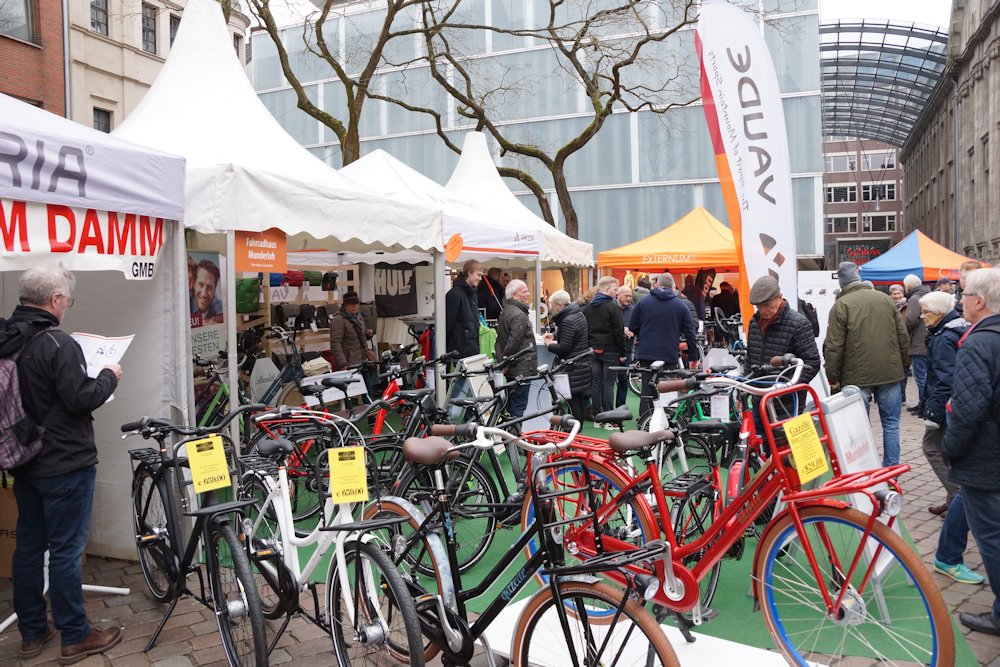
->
<box><xmin>189</xmin><ymin>252</ymin><xmax>225</xmax><ymax>329</ymax></box>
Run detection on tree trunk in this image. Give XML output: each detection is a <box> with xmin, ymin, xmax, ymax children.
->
<box><xmin>561</xmin><ymin>267</ymin><xmax>582</xmax><ymax>300</ymax></box>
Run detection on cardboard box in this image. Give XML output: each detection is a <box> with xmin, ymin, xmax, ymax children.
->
<box><xmin>0</xmin><ymin>480</ymin><xmax>17</xmax><ymax>578</ymax></box>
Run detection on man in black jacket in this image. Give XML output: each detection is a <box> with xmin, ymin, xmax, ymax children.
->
<box><xmin>477</xmin><ymin>267</ymin><xmax>506</xmax><ymax>322</ymax></box>
<box><xmin>543</xmin><ymin>290</ymin><xmax>591</xmax><ymax>422</ymax></box>
<box><xmin>943</xmin><ymin>268</ymin><xmax>1000</xmax><ymax>636</ymax></box>
<box><xmin>584</xmin><ymin>276</ymin><xmax>625</xmax><ymax>421</ymax></box>
<box><xmin>0</xmin><ymin>267</ymin><xmax>123</xmax><ymax>662</ymax></box>
<box><xmin>445</xmin><ymin>260</ymin><xmax>483</xmax><ymax>358</ymax></box>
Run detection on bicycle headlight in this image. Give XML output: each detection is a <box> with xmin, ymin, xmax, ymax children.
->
<box><xmin>635</xmin><ymin>574</ymin><xmax>660</xmax><ymax>602</ymax></box>
<box><xmin>874</xmin><ymin>490</ymin><xmax>902</xmax><ymax>517</ymax></box>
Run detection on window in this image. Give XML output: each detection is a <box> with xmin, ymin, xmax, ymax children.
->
<box><xmin>862</xmin><ymin>214</ymin><xmax>897</xmax><ymax>233</ymax></box>
<box><xmin>825</xmin><ymin>216</ymin><xmax>857</xmax><ymax>234</ymax></box>
<box><xmin>824</xmin><ymin>154</ymin><xmax>856</xmax><ymax>173</ymax></box>
<box><xmin>825</xmin><ymin>185</ymin><xmax>857</xmax><ymax>203</ymax></box>
<box><xmin>233</xmin><ymin>34</ymin><xmax>243</xmax><ymax>63</ymax></box>
<box><xmin>0</xmin><ymin>0</ymin><xmax>34</xmax><ymax>41</ymax></box>
<box><xmin>169</xmin><ymin>14</ymin><xmax>180</xmax><ymax>46</ymax></box>
<box><xmin>141</xmin><ymin>4</ymin><xmax>157</xmax><ymax>54</ymax></box>
<box><xmin>93</xmin><ymin>108</ymin><xmax>112</xmax><ymax>133</ymax></box>
<box><xmin>862</xmin><ymin>151</ymin><xmax>896</xmax><ymax>170</ymax></box>
<box><xmin>90</xmin><ymin>0</ymin><xmax>108</xmax><ymax>36</ymax></box>
<box><xmin>861</xmin><ymin>183</ymin><xmax>896</xmax><ymax>202</ymax></box>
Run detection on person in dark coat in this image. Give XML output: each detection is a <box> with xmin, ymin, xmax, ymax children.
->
<box><xmin>942</xmin><ymin>268</ymin><xmax>1000</xmax><ymax>635</ymax></box>
<box><xmin>712</xmin><ymin>281</ymin><xmax>740</xmax><ymax>318</ymax></box>
<box><xmin>903</xmin><ymin>274</ymin><xmax>931</xmax><ymax>412</ymax></box>
<box><xmin>584</xmin><ymin>276</ymin><xmax>626</xmax><ymax>419</ymax></box>
<box><xmin>329</xmin><ymin>291</ymin><xmax>375</xmax><ymax>369</ymax></box>
<box><xmin>477</xmin><ymin>267</ymin><xmax>505</xmax><ymax>322</ymax></box>
<box><xmin>445</xmin><ymin>260</ymin><xmax>483</xmax><ymax>358</ymax></box>
<box><xmin>543</xmin><ymin>290</ymin><xmax>591</xmax><ymax>422</ymax></box>
<box><xmin>629</xmin><ymin>273</ymin><xmax>698</xmax><ymax>416</ymax></box>
<box><xmin>0</xmin><ymin>267</ymin><xmax>124</xmax><ymax>662</ymax></box>
<box><xmin>495</xmin><ymin>279</ymin><xmax>537</xmax><ymax>418</ymax></box>
<box><xmin>745</xmin><ymin>277</ymin><xmax>820</xmax><ymax>422</ymax></box>
<box><xmin>614</xmin><ymin>285</ymin><xmax>635</xmax><ymax>409</ymax></box>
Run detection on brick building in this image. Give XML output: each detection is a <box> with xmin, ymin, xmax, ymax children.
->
<box><xmin>0</xmin><ymin>0</ymin><xmax>66</xmax><ymax>113</ymax></box>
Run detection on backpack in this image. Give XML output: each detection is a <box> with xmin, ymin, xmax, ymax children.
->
<box><xmin>322</xmin><ymin>272</ymin><xmax>338</xmax><ymax>291</ymax></box>
<box><xmin>799</xmin><ymin>298</ymin><xmax>820</xmax><ymax>337</ymax></box>
<box><xmin>0</xmin><ymin>331</ymin><xmax>46</xmax><ymax>470</ymax></box>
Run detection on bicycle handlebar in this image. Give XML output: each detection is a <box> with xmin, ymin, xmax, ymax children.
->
<box><xmin>122</xmin><ymin>402</ymin><xmax>269</xmax><ymax>437</ymax></box>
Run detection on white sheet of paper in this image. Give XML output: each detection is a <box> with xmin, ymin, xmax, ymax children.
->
<box><xmin>71</xmin><ymin>332</ymin><xmax>133</xmax><ymax>402</ymax></box>
<box><xmin>710</xmin><ymin>394</ymin><xmax>731</xmax><ymax>422</ymax></box>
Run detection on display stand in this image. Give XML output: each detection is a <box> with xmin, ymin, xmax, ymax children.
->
<box><xmin>0</xmin><ymin>552</ymin><xmax>130</xmax><ymax>634</ymax></box>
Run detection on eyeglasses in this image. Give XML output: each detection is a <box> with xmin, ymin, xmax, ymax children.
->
<box><xmin>57</xmin><ymin>294</ymin><xmax>75</xmax><ymax>308</ymax></box>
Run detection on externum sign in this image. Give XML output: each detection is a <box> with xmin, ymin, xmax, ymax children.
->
<box><xmin>0</xmin><ymin>198</ymin><xmax>168</xmax><ymax>279</ymax></box>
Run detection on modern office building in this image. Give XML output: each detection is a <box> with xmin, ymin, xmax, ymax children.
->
<box><xmin>0</xmin><ymin>0</ymin><xmax>66</xmax><ymax>112</ymax></box>
<box><xmin>250</xmin><ymin>0</ymin><xmax>823</xmax><ymax>256</ymax></box>
<box><xmin>821</xmin><ymin>138</ymin><xmax>904</xmax><ymax>267</ymax></box>
<box><xmin>902</xmin><ymin>0</ymin><xmax>1000</xmax><ymax>263</ymax></box>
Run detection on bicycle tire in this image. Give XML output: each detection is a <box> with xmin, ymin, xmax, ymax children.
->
<box><xmin>511</xmin><ymin>580</ymin><xmax>680</xmax><ymax>667</ymax></box>
<box><xmin>366</xmin><ymin>442</ymin><xmax>406</xmax><ymax>499</ymax></box>
<box><xmin>131</xmin><ymin>465</ymin><xmax>176</xmax><ymax>602</ymax></box>
<box><xmin>275</xmin><ymin>380</ymin><xmax>305</xmax><ymax>409</ymax></box>
<box><xmin>394</xmin><ymin>456</ymin><xmax>499</xmax><ymax>573</ymax></box>
<box><xmin>207</xmin><ymin>520</ymin><xmax>269</xmax><ymax>666</ymax></box>
<box><xmin>362</xmin><ymin>500</ymin><xmax>446</xmax><ymax>662</ymax></box>
<box><xmin>240</xmin><ymin>473</ymin><xmax>294</xmax><ymax>620</ymax></box>
<box><xmin>246</xmin><ymin>426</ymin><xmax>327</xmax><ymax>525</ymax></box>
<box><xmin>628</xmin><ymin>369</ymin><xmax>642</xmax><ymax>397</ymax></box>
<box><xmin>326</xmin><ymin>540</ymin><xmax>424</xmax><ymax>666</ymax></box>
<box><xmin>669</xmin><ymin>481</ymin><xmax>721</xmax><ymax>614</ymax></box>
<box><xmin>755</xmin><ymin>505</ymin><xmax>955</xmax><ymax>666</ymax></box>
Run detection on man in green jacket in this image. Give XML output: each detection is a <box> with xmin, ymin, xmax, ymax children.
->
<box><xmin>823</xmin><ymin>262</ymin><xmax>910</xmax><ymax>466</ymax></box>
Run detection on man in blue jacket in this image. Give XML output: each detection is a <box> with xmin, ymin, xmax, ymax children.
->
<box><xmin>942</xmin><ymin>268</ymin><xmax>1000</xmax><ymax>635</ymax></box>
<box><xmin>629</xmin><ymin>273</ymin><xmax>698</xmax><ymax>416</ymax></box>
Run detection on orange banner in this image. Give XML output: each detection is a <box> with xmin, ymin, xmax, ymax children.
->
<box><xmin>235</xmin><ymin>229</ymin><xmax>286</xmax><ymax>273</ymax></box>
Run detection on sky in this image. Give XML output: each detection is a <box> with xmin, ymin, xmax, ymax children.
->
<box><xmin>818</xmin><ymin>0</ymin><xmax>952</xmax><ymax>30</ymax></box>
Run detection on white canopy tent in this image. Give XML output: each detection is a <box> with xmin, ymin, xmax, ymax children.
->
<box><xmin>0</xmin><ymin>94</ymin><xmax>187</xmax><ymax>560</ymax></box>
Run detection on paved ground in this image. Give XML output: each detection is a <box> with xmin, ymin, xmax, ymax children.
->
<box><xmin>2</xmin><ymin>406</ymin><xmax>1000</xmax><ymax>665</ymax></box>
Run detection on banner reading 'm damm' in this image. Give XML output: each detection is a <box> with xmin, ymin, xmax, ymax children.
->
<box><xmin>695</xmin><ymin>0</ymin><xmax>797</xmax><ymax>320</ymax></box>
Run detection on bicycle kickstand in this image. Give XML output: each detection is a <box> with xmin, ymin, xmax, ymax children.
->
<box><xmin>145</xmin><ymin>597</ymin><xmax>180</xmax><ymax>652</ymax></box>
<box><xmin>652</xmin><ymin>604</ymin><xmax>697</xmax><ymax>644</ymax></box>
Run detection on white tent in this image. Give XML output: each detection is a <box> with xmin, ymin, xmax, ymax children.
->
<box><xmin>341</xmin><ymin>149</ymin><xmax>541</xmax><ymax>263</ymax></box>
<box><xmin>0</xmin><ymin>95</ymin><xmax>188</xmax><ymax>560</ymax></box>
<box><xmin>446</xmin><ymin>132</ymin><xmax>594</xmax><ymax>268</ymax></box>
<box><xmin>112</xmin><ymin>0</ymin><xmax>442</xmax><ymax>253</ymax></box>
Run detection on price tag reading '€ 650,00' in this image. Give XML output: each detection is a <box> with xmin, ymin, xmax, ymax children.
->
<box><xmin>186</xmin><ymin>435</ymin><xmax>232</xmax><ymax>493</ymax></box>
<box><xmin>328</xmin><ymin>446</ymin><xmax>369</xmax><ymax>504</ymax></box>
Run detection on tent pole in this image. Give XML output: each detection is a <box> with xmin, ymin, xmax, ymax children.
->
<box><xmin>534</xmin><ymin>256</ymin><xmax>542</xmax><ymax>334</ymax></box>
<box><xmin>226</xmin><ymin>231</ymin><xmax>240</xmax><ymax>442</ymax></box>
<box><xmin>177</xmin><ymin>226</ymin><xmax>196</xmax><ymax>426</ymax></box>
<box><xmin>434</xmin><ymin>250</ymin><xmax>447</xmax><ymax>407</ymax></box>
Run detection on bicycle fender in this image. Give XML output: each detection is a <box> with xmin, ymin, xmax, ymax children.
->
<box><xmin>366</xmin><ymin>495</ymin><xmax>458</xmax><ymax>612</ymax></box>
<box><xmin>748</xmin><ymin>498</ymin><xmax>851</xmax><ymax>607</ymax></box>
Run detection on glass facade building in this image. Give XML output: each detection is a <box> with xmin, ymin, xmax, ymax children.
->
<box><xmin>250</xmin><ymin>0</ymin><xmax>822</xmax><ymax>255</ymax></box>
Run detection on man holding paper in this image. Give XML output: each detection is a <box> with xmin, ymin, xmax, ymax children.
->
<box><xmin>0</xmin><ymin>267</ymin><xmax>123</xmax><ymax>663</ymax></box>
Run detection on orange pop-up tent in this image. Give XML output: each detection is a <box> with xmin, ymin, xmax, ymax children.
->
<box><xmin>596</xmin><ymin>206</ymin><xmax>738</xmax><ymax>271</ymax></box>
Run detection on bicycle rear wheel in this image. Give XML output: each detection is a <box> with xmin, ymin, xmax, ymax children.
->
<box><xmin>207</xmin><ymin>520</ymin><xmax>268</xmax><ymax>666</ymax></box>
<box><xmin>131</xmin><ymin>465</ymin><xmax>176</xmax><ymax>602</ymax></box>
<box><xmin>511</xmin><ymin>580</ymin><xmax>680</xmax><ymax>667</ymax></box>
<box><xmin>327</xmin><ymin>540</ymin><xmax>424</xmax><ymax>666</ymax></box>
<box><xmin>755</xmin><ymin>505</ymin><xmax>955</xmax><ymax>666</ymax></box>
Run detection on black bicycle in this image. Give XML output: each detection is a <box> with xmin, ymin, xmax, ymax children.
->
<box><xmin>124</xmin><ymin>403</ymin><xmax>269</xmax><ymax>666</ymax></box>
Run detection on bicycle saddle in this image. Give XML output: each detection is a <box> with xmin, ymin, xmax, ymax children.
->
<box><xmin>449</xmin><ymin>395</ymin><xmax>493</xmax><ymax>408</ymax></box>
<box><xmin>402</xmin><ymin>436</ymin><xmax>461</xmax><ymax>466</ymax></box>
<box><xmin>593</xmin><ymin>407</ymin><xmax>634</xmax><ymax>424</ymax></box>
<box><xmin>686</xmin><ymin>419</ymin><xmax>727</xmax><ymax>432</ymax></box>
<box><xmin>607</xmin><ymin>429</ymin><xmax>673</xmax><ymax>454</ymax></box>
<box><xmin>396</xmin><ymin>388</ymin><xmax>435</xmax><ymax>402</ymax></box>
<box><xmin>299</xmin><ymin>384</ymin><xmax>326</xmax><ymax>396</ymax></box>
<box><xmin>708</xmin><ymin>365</ymin><xmax>738</xmax><ymax>374</ymax></box>
<box><xmin>322</xmin><ymin>377</ymin><xmax>361</xmax><ymax>391</ymax></box>
<box><xmin>255</xmin><ymin>438</ymin><xmax>295</xmax><ymax>456</ymax></box>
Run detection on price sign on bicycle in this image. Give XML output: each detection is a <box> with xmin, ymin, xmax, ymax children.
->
<box><xmin>186</xmin><ymin>435</ymin><xmax>232</xmax><ymax>493</ymax></box>
<box><xmin>328</xmin><ymin>445</ymin><xmax>369</xmax><ymax>503</ymax></box>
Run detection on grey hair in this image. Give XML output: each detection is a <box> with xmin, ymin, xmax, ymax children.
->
<box><xmin>964</xmin><ymin>268</ymin><xmax>1000</xmax><ymax>313</ymax></box>
<box><xmin>889</xmin><ymin>283</ymin><xmax>904</xmax><ymax>294</ymax></box>
<box><xmin>657</xmin><ymin>273</ymin><xmax>675</xmax><ymax>289</ymax></box>
<box><xmin>918</xmin><ymin>290</ymin><xmax>955</xmax><ymax>315</ymax></box>
<box><xmin>549</xmin><ymin>289</ymin><xmax>571</xmax><ymax>306</ymax></box>
<box><xmin>596</xmin><ymin>276</ymin><xmax>619</xmax><ymax>293</ymax></box>
<box><xmin>505</xmin><ymin>279</ymin><xmax>527</xmax><ymax>300</ymax></box>
<box><xmin>19</xmin><ymin>266</ymin><xmax>75</xmax><ymax>306</ymax></box>
<box><xmin>903</xmin><ymin>274</ymin><xmax>922</xmax><ymax>291</ymax></box>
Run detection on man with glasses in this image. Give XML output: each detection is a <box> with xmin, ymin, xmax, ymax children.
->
<box><xmin>0</xmin><ymin>267</ymin><xmax>124</xmax><ymax>662</ymax></box>
<box><xmin>942</xmin><ymin>268</ymin><xmax>1000</xmax><ymax>635</ymax></box>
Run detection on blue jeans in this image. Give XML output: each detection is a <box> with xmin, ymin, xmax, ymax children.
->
<box><xmin>506</xmin><ymin>381</ymin><xmax>530</xmax><ymax>419</ymax></box>
<box><xmin>936</xmin><ymin>490</ymin><xmax>973</xmax><ymax>566</ymax></box>
<box><xmin>13</xmin><ymin>466</ymin><xmax>97</xmax><ymax>645</ymax></box>
<box><xmin>858</xmin><ymin>382</ymin><xmax>902</xmax><ymax>466</ymax></box>
<box><xmin>590</xmin><ymin>353</ymin><xmax>617</xmax><ymax>416</ymax></box>
<box><xmin>962</xmin><ymin>486</ymin><xmax>1000</xmax><ymax>619</ymax></box>
<box><xmin>910</xmin><ymin>355</ymin><xmax>928</xmax><ymax>408</ymax></box>
<box><xmin>614</xmin><ymin>350</ymin><xmax>633</xmax><ymax>409</ymax></box>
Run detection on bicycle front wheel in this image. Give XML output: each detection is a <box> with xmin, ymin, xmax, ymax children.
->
<box><xmin>327</xmin><ymin>540</ymin><xmax>424</xmax><ymax>666</ymax></box>
<box><xmin>207</xmin><ymin>521</ymin><xmax>269</xmax><ymax>666</ymax></box>
<box><xmin>755</xmin><ymin>505</ymin><xmax>954</xmax><ymax>666</ymax></box>
<box><xmin>512</xmin><ymin>580</ymin><xmax>679</xmax><ymax>667</ymax></box>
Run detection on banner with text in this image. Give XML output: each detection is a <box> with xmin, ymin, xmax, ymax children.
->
<box><xmin>696</xmin><ymin>0</ymin><xmax>798</xmax><ymax>322</ymax></box>
<box><xmin>0</xmin><ymin>198</ymin><xmax>167</xmax><ymax>279</ymax></box>
<box><xmin>235</xmin><ymin>228</ymin><xmax>286</xmax><ymax>273</ymax></box>
<box><xmin>374</xmin><ymin>262</ymin><xmax>419</xmax><ymax>317</ymax></box>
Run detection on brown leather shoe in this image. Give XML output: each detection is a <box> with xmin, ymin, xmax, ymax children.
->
<box><xmin>19</xmin><ymin>623</ymin><xmax>57</xmax><ymax>659</ymax></box>
<box><xmin>58</xmin><ymin>626</ymin><xmax>123</xmax><ymax>665</ymax></box>
<box><xmin>929</xmin><ymin>503</ymin><xmax>949</xmax><ymax>516</ymax></box>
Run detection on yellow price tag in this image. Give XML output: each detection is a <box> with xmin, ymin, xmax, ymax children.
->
<box><xmin>186</xmin><ymin>435</ymin><xmax>231</xmax><ymax>493</ymax></box>
<box><xmin>328</xmin><ymin>446</ymin><xmax>369</xmax><ymax>504</ymax></box>
<box><xmin>782</xmin><ymin>413</ymin><xmax>830</xmax><ymax>484</ymax></box>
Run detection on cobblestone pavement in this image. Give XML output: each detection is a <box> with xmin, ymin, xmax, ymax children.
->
<box><xmin>2</xmin><ymin>408</ymin><xmax>1000</xmax><ymax>665</ymax></box>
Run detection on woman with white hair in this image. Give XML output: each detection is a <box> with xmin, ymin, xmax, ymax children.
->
<box><xmin>542</xmin><ymin>290</ymin><xmax>591</xmax><ymax>422</ymax></box>
<box><xmin>919</xmin><ymin>290</ymin><xmax>983</xmax><ymax>584</ymax></box>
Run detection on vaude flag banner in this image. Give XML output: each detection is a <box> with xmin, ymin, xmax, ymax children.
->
<box><xmin>695</xmin><ymin>0</ymin><xmax>797</xmax><ymax>320</ymax></box>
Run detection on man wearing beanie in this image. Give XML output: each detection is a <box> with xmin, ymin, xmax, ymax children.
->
<box><xmin>824</xmin><ymin>262</ymin><xmax>910</xmax><ymax>466</ymax></box>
